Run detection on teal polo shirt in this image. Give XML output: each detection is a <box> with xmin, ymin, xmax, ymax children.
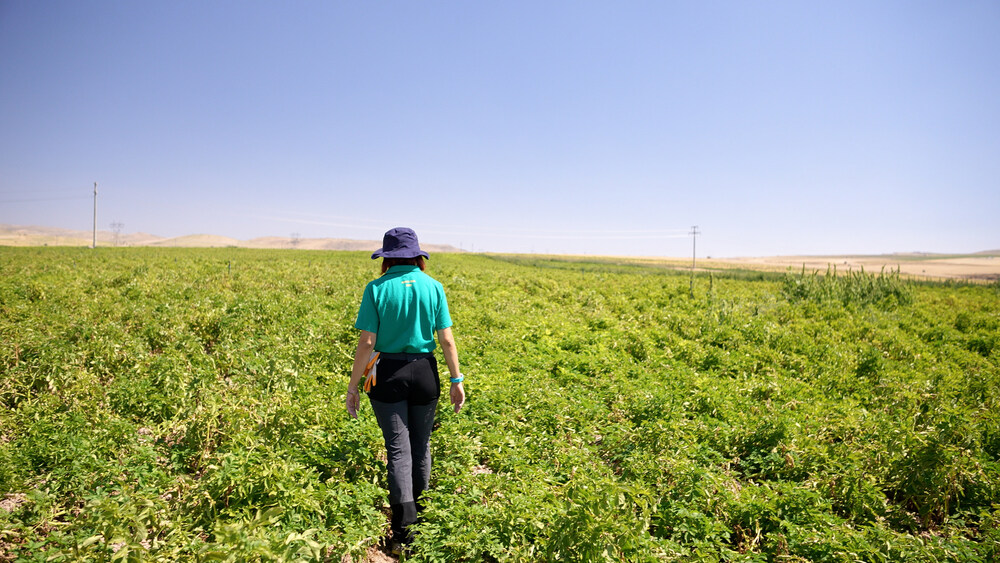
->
<box><xmin>354</xmin><ymin>265</ymin><xmax>453</xmax><ymax>354</ymax></box>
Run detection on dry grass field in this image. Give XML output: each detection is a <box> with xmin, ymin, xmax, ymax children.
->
<box><xmin>708</xmin><ymin>253</ymin><xmax>1000</xmax><ymax>282</ymax></box>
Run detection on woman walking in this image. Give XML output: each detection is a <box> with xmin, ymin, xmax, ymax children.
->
<box><xmin>345</xmin><ymin>227</ymin><xmax>465</xmax><ymax>551</ymax></box>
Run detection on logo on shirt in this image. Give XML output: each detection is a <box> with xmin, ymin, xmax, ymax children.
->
<box><xmin>401</xmin><ymin>279</ymin><xmax>416</xmax><ymax>287</ymax></box>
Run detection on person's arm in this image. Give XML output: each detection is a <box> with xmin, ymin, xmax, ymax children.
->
<box><xmin>346</xmin><ymin>330</ymin><xmax>376</xmax><ymax>418</ymax></box>
<box><xmin>437</xmin><ymin>327</ymin><xmax>465</xmax><ymax>413</ymax></box>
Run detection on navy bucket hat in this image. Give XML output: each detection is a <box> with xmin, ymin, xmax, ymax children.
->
<box><xmin>371</xmin><ymin>227</ymin><xmax>430</xmax><ymax>260</ymax></box>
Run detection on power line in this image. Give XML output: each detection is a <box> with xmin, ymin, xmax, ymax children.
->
<box><xmin>269</xmin><ymin>211</ymin><xmax>692</xmax><ymax>236</ymax></box>
<box><xmin>255</xmin><ymin>214</ymin><xmax>690</xmax><ymax>240</ymax></box>
<box><xmin>0</xmin><ymin>188</ymin><xmax>85</xmax><ymax>195</ymax></box>
<box><xmin>0</xmin><ymin>195</ymin><xmax>91</xmax><ymax>204</ymax></box>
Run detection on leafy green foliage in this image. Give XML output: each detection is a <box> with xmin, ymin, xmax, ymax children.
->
<box><xmin>783</xmin><ymin>264</ymin><xmax>913</xmax><ymax>307</ymax></box>
<box><xmin>1</xmin><ymin>248</ymin><xmax>998</xmax><ymax>561</ymax></box>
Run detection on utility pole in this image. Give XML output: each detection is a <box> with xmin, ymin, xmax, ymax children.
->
<box><xmin>92</xmin><ymin>182</ymin><xmax>98</xmax><ymax>249</ymax></box>
<box><xmin>689</xmin><ymin>225</ymin><xmax>699</xmax><ymax>295</ymax></box>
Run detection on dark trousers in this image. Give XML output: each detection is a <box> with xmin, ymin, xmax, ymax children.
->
<box><xmin>370</xmin><ymin>397</ymin><xmax>437</xmax><ymax>541</ymax></box>
<box><xmin>367</xmin><ymin>355</ymin><xmax>441</xmax><ymax>541</ymax></box>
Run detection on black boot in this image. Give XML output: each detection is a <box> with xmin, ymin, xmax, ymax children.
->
<box><xmin>389</xmin><ymin>502</ymin><xmax>418</xmax><ymax>544</ymax></box>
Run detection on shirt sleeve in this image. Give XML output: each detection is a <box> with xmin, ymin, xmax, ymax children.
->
<box><xmin>354</xmin><ymin>283</ymin><xmax>380</xmax><ymax>333</ymax></box>
<box><xmin>434</xmin><ymin>283</ymin><xmax>453</xmax><ymax>330</ymax></box>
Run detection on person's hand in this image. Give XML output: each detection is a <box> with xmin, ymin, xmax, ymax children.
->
<box><xmin>346</xmin><ymin>388</ymin><xmax>360</xmax><ymax>419</ymax></box>
<box><xmin>450</xmin><ymin>382</ymin><xmax>465</xmax><ymax>414</ymax></box>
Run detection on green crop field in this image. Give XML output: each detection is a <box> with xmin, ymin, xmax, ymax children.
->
<box><xmin>1</xmin><ymin>247</ymin><xmax>998</xmax><ymax>561</ymax></box>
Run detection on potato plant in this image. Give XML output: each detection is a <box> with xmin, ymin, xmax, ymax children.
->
<box><xmin>0</xmin><ymin>247</ymin><xmax>997</xmax><ymax>561</ymax></box>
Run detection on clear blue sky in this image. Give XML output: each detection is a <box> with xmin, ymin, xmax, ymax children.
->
<box><xmin>2</xmin><ymin>1</ymin><xmax>998</xmax><ymax>257</ymax></box>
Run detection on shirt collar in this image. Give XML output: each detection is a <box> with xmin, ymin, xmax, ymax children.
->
<box><xmin>386</xmin><ymin>265</ymin><xmax>420</xmax><ymax>274</ymax></box>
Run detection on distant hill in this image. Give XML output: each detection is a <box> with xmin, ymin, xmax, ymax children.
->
<box><xmin>3</xmin><ymin>223</ymin><xmax>997</xmax><ymax>281</ymax></box>
<box><xmin>0</xmin><ymin>224</ymin><xmax>464</xmax><ymax>254</ymax></box>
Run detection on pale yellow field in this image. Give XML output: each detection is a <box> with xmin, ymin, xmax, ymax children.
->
<box><xmin>706</xmin><ymin>254</ymin><xmax>1000</xmax><ymax>282</ymax></box>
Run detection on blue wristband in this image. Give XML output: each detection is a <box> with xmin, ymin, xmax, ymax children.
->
<box><xmin>450</xmin><ymin>375</ymin><xmax>464</xmax><ymax>383</ymax></box>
